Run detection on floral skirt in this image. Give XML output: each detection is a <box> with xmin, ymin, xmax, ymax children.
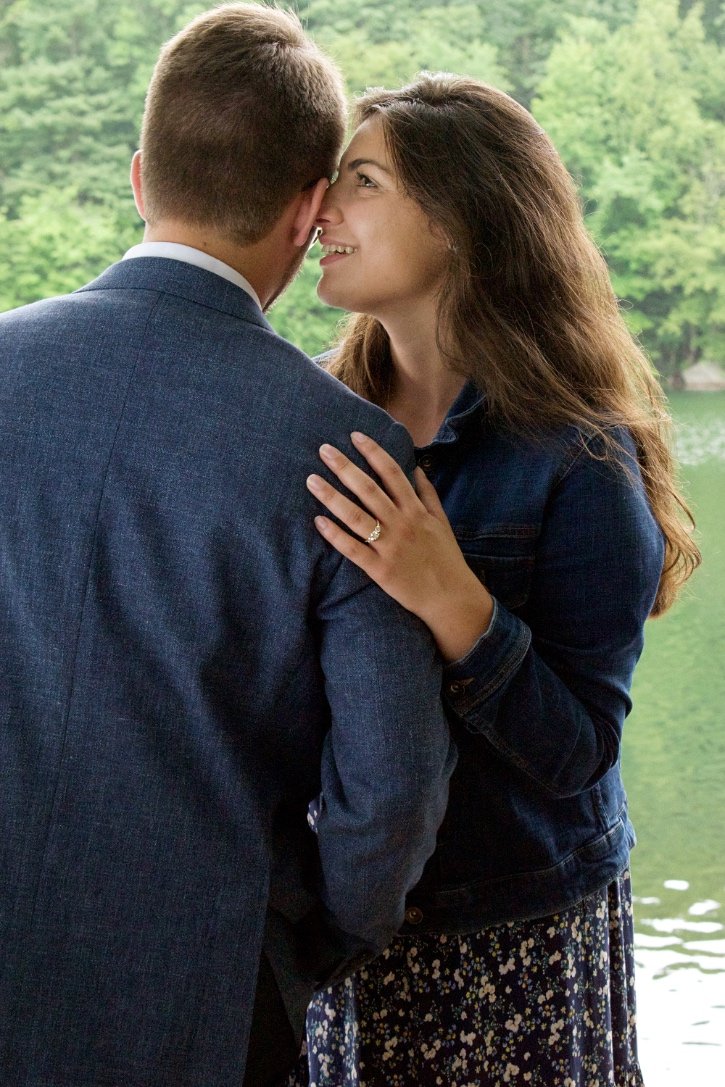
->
<box><xmin>287</xmin><ymin>872</ymin><xmax>643</xmax><ymax>1087</ymax></box>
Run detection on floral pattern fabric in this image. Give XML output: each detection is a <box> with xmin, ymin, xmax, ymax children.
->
<box><xmin>287</xmin><ymin>872</ymin><xmax>643</xmax><ymax>1087</ymax></box>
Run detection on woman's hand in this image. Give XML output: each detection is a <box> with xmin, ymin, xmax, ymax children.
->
<box><xmin>307</xmin><ymin>431</ymin><xmax>494</xmax><ymax>663</ymax></box>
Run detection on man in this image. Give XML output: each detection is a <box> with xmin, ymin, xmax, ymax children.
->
<box><xmin>0</xmin><ymin>6</ymin><xmax>455</xmax><ymax>1085</ymax></box>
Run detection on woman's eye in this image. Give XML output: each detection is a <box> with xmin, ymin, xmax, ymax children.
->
<box><xmin>355</xmin><ymin>171</ymin><xmax>376</xmax><ymax>188</ymax></box>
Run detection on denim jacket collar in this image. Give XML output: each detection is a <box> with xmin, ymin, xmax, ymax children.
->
<box><xmin>418</xmin><ymin>380</ymin><xmax>486</xmax><ymax>451</ymax></box>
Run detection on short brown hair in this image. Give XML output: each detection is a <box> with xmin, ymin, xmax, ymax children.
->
<box><xmin>140</xmin><ymin>3</ymin><xmax>346</xmax><ymax>244</ymax></box>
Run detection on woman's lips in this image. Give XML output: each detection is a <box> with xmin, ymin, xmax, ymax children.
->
<box><xmin>320</xmin><ymin>250</ymin><xmax>354</xmax><ymax>266</ymax></box>
<box><xmin>319</xmin><ymin>242</ymin><xmax>357</xmax><ymax>267</ymax></box>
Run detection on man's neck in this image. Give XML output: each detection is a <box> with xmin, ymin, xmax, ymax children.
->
<box><xmin>142</xmin><ymin>221</ymin><xmax>274</xmax><ymax>308</ymax></box>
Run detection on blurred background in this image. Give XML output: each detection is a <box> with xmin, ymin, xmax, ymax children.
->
<box><xmin>1</xmin><ymin>1</ymin><xmax>723</xmax><ymax>1081</ymax></box>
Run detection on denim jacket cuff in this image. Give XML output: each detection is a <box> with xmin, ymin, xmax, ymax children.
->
<box><xmin>442</xmin><ymin>598</ymin><xmax>532</xmax><ymax>731</ymax></box>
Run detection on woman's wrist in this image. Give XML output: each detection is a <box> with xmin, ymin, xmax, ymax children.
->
<box><xmin>421</xmin><ymin>573</ymin><xmax>495</xmax><ymax>664</ymax></box>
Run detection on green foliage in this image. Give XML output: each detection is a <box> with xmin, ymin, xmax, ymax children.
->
<box><xmin>1</xmin><ymin>0</ymin><xmax>723</xmax><ymax>375</ymax></box>
<box><xmin>295</xmin><ymin>0</ymin><xmax>638</xmax><ymax>107</ymax></box>
<box><xmin>297</xmin><ymin>2</ymin><xmax>506</xmax><ymax>97</ymax></box>
<box><xmin>268</xmin><ymin>252</ymin><xmax>346</xmax><ymax>358</ymax></box>
<box><xmin>0</xmin><ymin>190</ymin><xmax>139</xmax><ymax>311</ymax></box>
<box><xmin>0</xmin><ymin>0</ymin><xmax>198</xmax><ymax>304</ymax></box>
<box><xmin>534</xmin><ymin>0</ymin><xmax>725</xmax><ymax>376</ymax></box>
<box><xmin>472</xmin><ymin>0</ymin><xmax>638</xmax><ymax>107</ymax></box>
<box><xmin>0</xmin><ymin>0</ymin><xmax>197</xmax><ymax>204</ymax></box>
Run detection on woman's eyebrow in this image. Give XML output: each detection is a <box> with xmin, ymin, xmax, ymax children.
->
<box><xmin>345</xmin><ymin>157</ymin><xmax>393</xmax><ymax>175</ymax></box>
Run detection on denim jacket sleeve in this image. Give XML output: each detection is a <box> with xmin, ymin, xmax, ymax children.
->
<box><xmin>442</xmin><ymin>434</ymin><xmax>664</xmax><ymax>797</ymax></box>
<box><xmin>312</xmin><ymin>425</ymin><xmax>456</xmax><ymax>955</ymax></box>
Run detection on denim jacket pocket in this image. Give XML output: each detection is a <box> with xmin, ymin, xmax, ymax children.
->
<box><xmin>454</xmin><ymin>524</ymin><xmax>538</xmax><ymax>610</ymax></box>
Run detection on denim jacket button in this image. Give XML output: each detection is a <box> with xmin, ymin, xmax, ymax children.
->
<box><xmin>418</xmin><ymin>454</ymin><xmax>434</xmax><ymax>472</ymax></box>
<box><xmin>448</xmin><ymin>681</ymin><xmax>463</xmax><ymax>695</ymax></box>
<box><xmin>405</xmin><ymin>906</ymin><xmax>424</xmax><ymax>925</ymax></box>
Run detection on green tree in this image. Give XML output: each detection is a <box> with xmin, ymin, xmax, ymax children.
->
<box><xmin>0</xmin><ymin>188</ymin><xmax>134</xmax><ymax>311</ymax></box>
<box><xmin>480</xmin><ymin>0</ymin><xmax>637</xmax><ymax>107</ymax></box>
<box><xmin>294</xmin><ymin>0</ymin><xmax>642</xmax><ymax>107</ymax></box>
<box><xmin>534</xmin><ymin>0</ymin><xmax>725</xmax><ymax>377</ymax></box>
<box><xmin>2</xmin><ymin>0</ymin><xmax>723</xmax><ymax>375</ymax></box>
<box><xmin>302</xmin><ymin>2</ymin><xmax>505</xmax><ymax>96</ymax></box>
<box><xmin>0</xmin><ymin>0</ymin><xmax>199</xmax><ymax>308</ymax></box>
<box><xmin>681</xmin><ymin>0</ymin><xmax>725</xmax><ymax>47</ymax></box>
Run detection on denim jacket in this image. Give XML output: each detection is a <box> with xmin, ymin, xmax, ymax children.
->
<box><xmin>398</xmin><ymin>381</ymin><xmax>665</xmax><ymax>935</ymax></box>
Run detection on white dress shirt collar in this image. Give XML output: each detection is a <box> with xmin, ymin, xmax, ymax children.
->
<box><xmin>122</xmin><ymin>241</ymin><xmax>261</xmax><ymax>310</ymax></box>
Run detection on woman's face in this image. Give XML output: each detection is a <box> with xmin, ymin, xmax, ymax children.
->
<box><xmin>315</xmin><ymin>117</ymin><xmax>449</xmax><ymax>321</ymax></box>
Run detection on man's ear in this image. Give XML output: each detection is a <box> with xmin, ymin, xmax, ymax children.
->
<box><xmin>130</xmin><ymin>151</ymin><xmax>146</xmax><ymax>220</ymax></box>
<box><xmin>291</xmin><ymin>177</ymin><xmax>330</xmax><ymax>247</ymax></box>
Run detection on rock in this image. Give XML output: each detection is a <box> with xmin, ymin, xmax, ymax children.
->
<box><xmin>680</xmin><ymin>361</ymin><xmax>725</xmax><ymax>391</ymax></box>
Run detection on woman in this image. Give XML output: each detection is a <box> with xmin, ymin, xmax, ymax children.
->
<box><xmin>291</xmin><ymin>74</ymin><xmax>699</xmax><ymax>1086</ymax></box>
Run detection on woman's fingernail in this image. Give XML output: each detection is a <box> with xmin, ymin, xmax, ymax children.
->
<box><xmin>307</xmin><ymin>474</ymin><xmax>324</xmax><ymax>493</ymax></box>
<box><xmin>315</xmin><ymin>516</ymin><xmax>331</xmax><ymax>532</ymax></box>
<box><xmin>319</xmin><ymin>443</ymin><xmax>338</xmax><ymax>461</ymax></box>
<box><xmin>350</xmin><ymin>431</ymin><xmax>369</xmax><ymax>445</ymax></box>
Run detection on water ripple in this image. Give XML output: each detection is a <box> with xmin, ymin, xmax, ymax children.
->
<box><xmin>673</xmin><ymin>414</ymin><xmax>725</xmax><ymax>466</ymax></box>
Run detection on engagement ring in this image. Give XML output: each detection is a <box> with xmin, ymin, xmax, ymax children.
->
<box><xmin>365</xmin><ymin>520</ymin><xmax>382</xmax><ymax>544</ymax></box>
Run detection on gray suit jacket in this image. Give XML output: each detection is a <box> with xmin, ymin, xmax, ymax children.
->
<box><xmin>0</xmin><ymin>258</ymin><xmax>454</xmax><ymax>1086</ymax></box>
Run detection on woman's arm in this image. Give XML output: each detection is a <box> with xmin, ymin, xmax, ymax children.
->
<box><xmin>308</xmin><ymin>431</ymin><xmax>494</xmax><ymax>662</ymax></box>
<box><xmin>308</xmin><ymin>429</ymin><xmax>664</xmax><ymax>798</ymax></box>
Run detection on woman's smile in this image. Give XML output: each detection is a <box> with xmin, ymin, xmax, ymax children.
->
<box><xmin>319</xmin><ymin>241</ymin><xmax>358</xmax><ymax>265</ymax></box>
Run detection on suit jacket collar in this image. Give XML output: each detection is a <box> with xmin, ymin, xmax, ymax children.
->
<box><xmin>75</xmin><ymin>257</ymin><xmax>274</xmax><ymax>333</ymax></box>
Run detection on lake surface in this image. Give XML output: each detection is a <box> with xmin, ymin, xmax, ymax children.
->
<box><xmin>624</xmin><ymin>392</ymin><xmax>725</xmax><ymax>1086</ymax></box>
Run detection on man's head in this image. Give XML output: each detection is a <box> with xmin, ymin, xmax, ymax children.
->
<box><xmin>138</xmin><ymin>3</ymin><xmax>346</xmax><ymax>247</ymax></box>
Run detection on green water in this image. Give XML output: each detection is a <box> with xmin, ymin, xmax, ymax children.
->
<box><xmin>624</xmin><ymin>392</ymin><xmax>725</xmax><ymax>1084</ymax></box>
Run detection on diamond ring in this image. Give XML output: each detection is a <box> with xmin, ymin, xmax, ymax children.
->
<box><xmin>365</xmin><ymin>520</ymin><xmax>382</xmax><ymax>544</ymax></box>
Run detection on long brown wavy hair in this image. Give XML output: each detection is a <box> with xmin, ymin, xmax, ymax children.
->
<box><xmin>327</xmin><ymin>74</ymin><xmax>699</xmax><ymax>615</ymax></box>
